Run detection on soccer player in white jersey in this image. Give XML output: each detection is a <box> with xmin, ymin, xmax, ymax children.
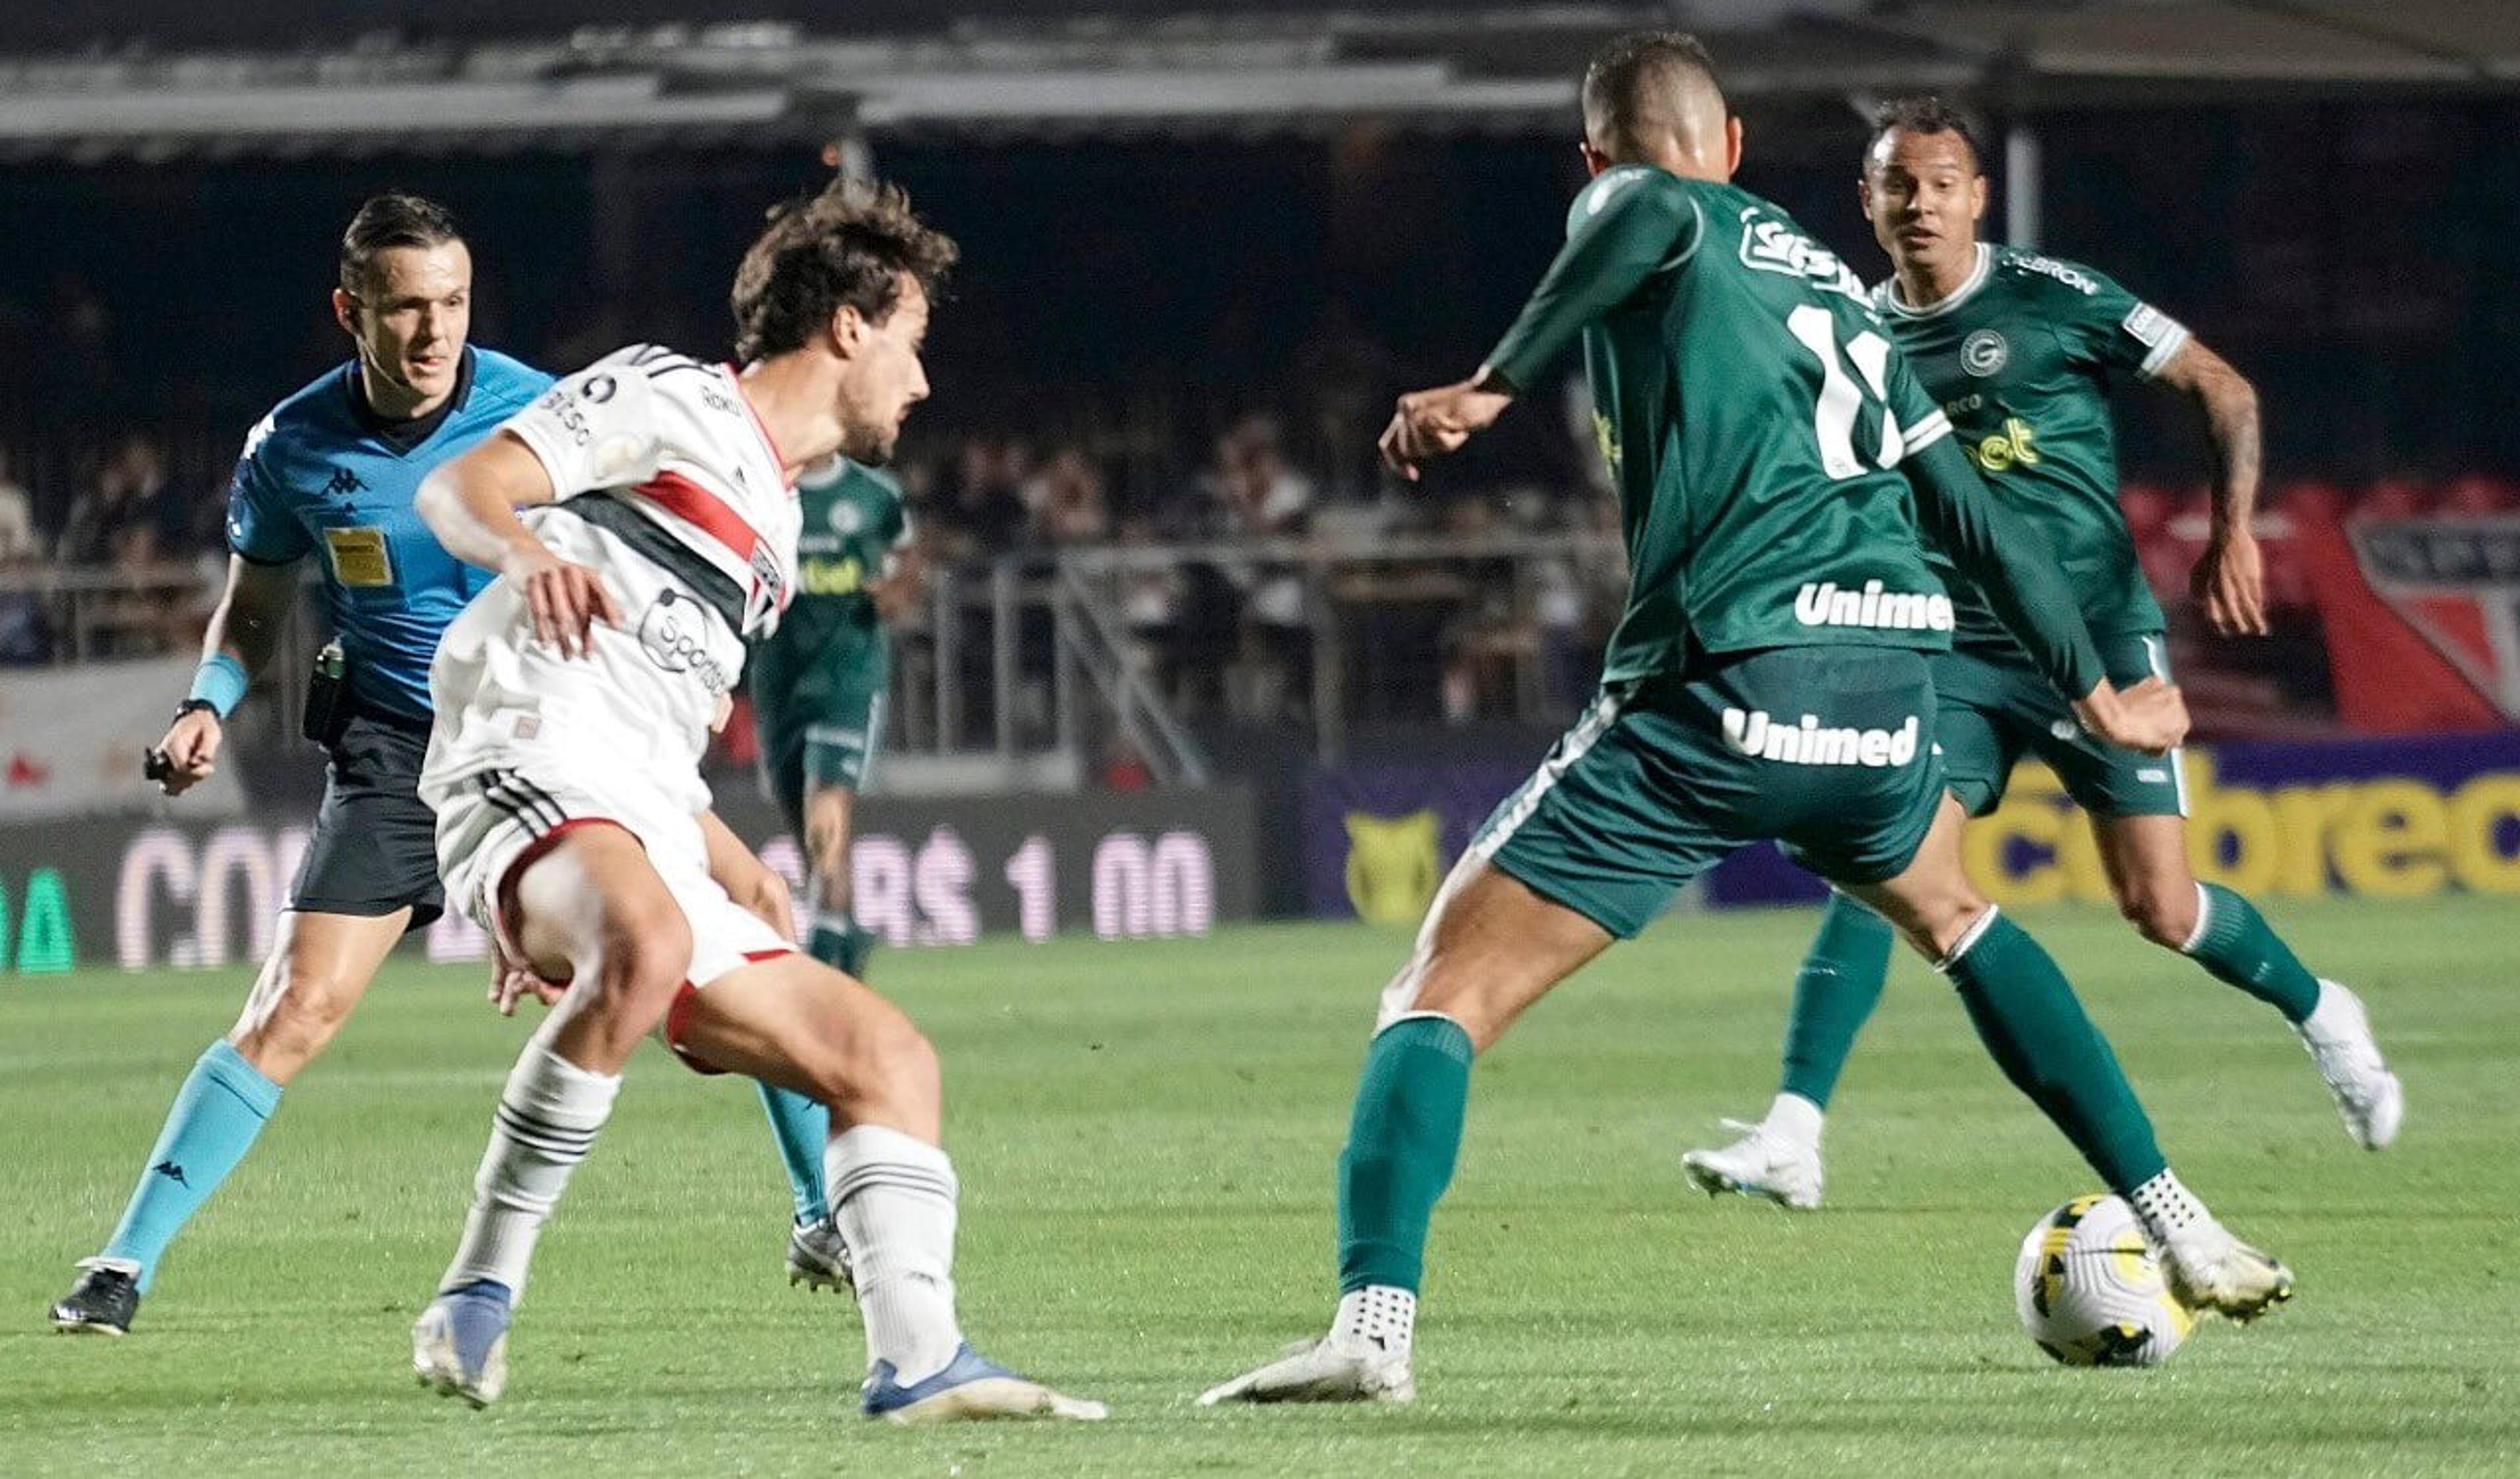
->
<box><xmin>404</xmin><ymin>180</ymin><xmax>1102</xmax><ymax>1423</ymax></box>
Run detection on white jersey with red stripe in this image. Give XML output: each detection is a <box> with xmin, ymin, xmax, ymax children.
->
<box><xmin>416</xmin><ymin>343</ymin><xmax>805</xmax><ymax>995</ymax></box>
<box><xmin>501</xmin><ymin>343</ymin><xmax>801</xmax><ymax>640</ymax></box>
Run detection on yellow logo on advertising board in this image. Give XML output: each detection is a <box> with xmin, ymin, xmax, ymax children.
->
<box><xmin>1966</xmin><ymin>752</ymin><xmax>2520</xmax><ymax>903</ymax></box>
<box><xmin>1343</xmin><ymin>809</ymin><xmax>1442</xmax><ymax>925</ymax></box>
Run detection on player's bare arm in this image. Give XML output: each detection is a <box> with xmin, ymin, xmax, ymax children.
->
<box><xmin>414</xmin><ymin>431</ymin><xmax>620</xmax><ymax>656</ymax></box>
<box><xmin>2151</xmin><ymin>338</ymin><xmax>2269</xmax><ymax>637</ymax></box>
<box><xmin>152</xmin><ymin>556</ymin><xmax>299</xmax><ymax>795</ymax></box>
<box><xmin>1903</xmin><ymin>431</ymin><xmax>2188</xmax><ymax>754</ymax></box>
<box><xmin>1379</xmin><ymin>376</ymin><xmax>1517</xmax><ymax>479</ymax></box>
<box><xmin>699</xmin><ymin>807</ymin><xmax>799</xmax><ymax>943</ymax></box>
<box><xmin>865</xmin><ymin>541</ymin><xmax>927</xmax><ymax>622</ymax></box>
<box><xmin>1383</xmin><ymin>164</ymin><xmax>1699</xmax><ymax>481</ymax></box>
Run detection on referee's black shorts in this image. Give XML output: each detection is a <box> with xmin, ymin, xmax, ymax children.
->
<box><xmin>289</xmin><ymin>706</ymin><xmax>444</xmax><ymax>929</ymax></box>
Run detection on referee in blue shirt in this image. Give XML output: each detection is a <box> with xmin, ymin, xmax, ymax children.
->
<box><xmin>49</xmin><ymin>196</ymin><xmax>549</xmax><ymax>1334</ymax></box>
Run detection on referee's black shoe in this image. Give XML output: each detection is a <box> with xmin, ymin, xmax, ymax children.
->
<box><xmin>50</xmin><ymin>1260</ymin><xmax>140</xmax><ymax>1336</ymax></box>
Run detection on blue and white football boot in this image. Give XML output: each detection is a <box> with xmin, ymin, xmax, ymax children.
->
<box><xmin>411</xmin><ymin>1279</ymin><xmax>513</xmax><ymax>1407</ymax></box>
<box><xmin>861</xmin><ymin>1342</ymin><xmax>1106</xmax><ymax>1424</ymax></box>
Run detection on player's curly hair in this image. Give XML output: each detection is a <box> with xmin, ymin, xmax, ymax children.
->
<box><xmin>731</xmin><ymin>178</ymin><xmax>959</xmax><ymax>362</ymax></box>
<box><xmin>339</xmin><ymin>194</ymin><xmax>463</xmax><ymax>295</ymax></box>
<box><xmin>1868</xmin><ymin>96</ymin><xmax>1984</xmax><ymax>170</ymax></box>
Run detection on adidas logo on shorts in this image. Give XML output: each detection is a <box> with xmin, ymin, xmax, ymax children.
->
<box><xmin>1721</xmin><ymin>708</ymin><xmax>1921</xmax><ymax>768</ymax></box>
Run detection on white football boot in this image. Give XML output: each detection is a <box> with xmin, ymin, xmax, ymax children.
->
<box><xmin>2154</xmin><ymin>1218</ymin><xmax>2296</xmax><ymax>1322</ymax></box>
<box><xmin>2298</xmin><ymin>981</ymin><xmax>2404</xmax><ymax>1150</ymax></box>
<box><xmin>1198</xmin><ymin>1335</ymin><xmax>1415</xmax><ymax>1406</ymax></box>
<box><xmin>786</xmin><ymin>1216</ymin><xmax>853</xmax><ymax>1293</ymax></box>
<box><xmin>1680</xmin><ymin>1117</ymin><xmax>1824</xmax><ymax>1211</ymax></box>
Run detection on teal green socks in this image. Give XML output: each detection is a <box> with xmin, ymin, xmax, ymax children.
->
<box><xmin>2181</xmin><ymin>882</ymin><xmax>2321</xmax><ymax>1023</ymax></box>
<box><xmin>1337</xmin><ymin>1015</ymin><xmax>1475</xmax><ymax>1296</ymax></box>
<box><xmin>755</xmin><ymin>912</ymin><xmax>875</xmax><ymax>1226</ymax></box>
<box><xmin>1940</xmin><ymin>911</ymin><xmax>2167</xmax><ymax>1195</ymax></box>
<box><xmin>102</xmin><ymin>1040</ymin><xmax>282</xmax><ymax>1291</ymax></box>
<box><xmin>1778</xmin><ymin>892</ymin><xmax>1897</xmax><ymax>1110</ymax></box>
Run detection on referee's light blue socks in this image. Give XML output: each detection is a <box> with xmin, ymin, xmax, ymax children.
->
<box><xmin>100</xmin><ymin>1040</ymin><xmax>282</xmax><ymax>1292</ymax></box>
<box><xmin>757</xmin><ymin>1084</ymin><xmax>833</xmax><ymax>1226</ymax></box>
<box><xmin>755</xmin><ymin>914</ymin><xmax>872</xmax><ymax>1227</ymax></box>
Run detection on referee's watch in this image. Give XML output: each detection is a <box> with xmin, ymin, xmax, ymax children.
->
<box><xmin>173</xmin><ymin>698</ymin><xmax>222</xmax><ymax>722</ymax></box>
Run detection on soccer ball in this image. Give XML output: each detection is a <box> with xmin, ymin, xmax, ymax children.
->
<box><xmin>2015</xmin><ymin>1194</ymin><xmax>2195</xmax><ymax>1367</ymax></box>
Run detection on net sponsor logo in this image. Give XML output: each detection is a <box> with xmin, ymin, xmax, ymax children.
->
<box><xmin>1969</xmin><ymin>416</ymin><xmax>2043</xmax><ymax>474</ymax></box>
<box><xmin>1721</xmin><ymin>708</ymin><xmax>1922</xmax><ymax>767</ymax></box>
<box><xmin>1794</xmin><ymin>580</ymin><xmax>1956</xmax><ymax>633</ymax></box>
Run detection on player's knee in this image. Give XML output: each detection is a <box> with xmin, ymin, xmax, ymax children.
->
<box><xmin>590</xmin><ymin>909</ymin><xmax>694</xmax><ymax>1023</ymax></box>
<box><xmin>836</xmin><ymin>1009</ymin><xmax>940</xmax><ymax>1119</ymax></box>
<box><xmin>229</xmin><ymin>962</ymin><xmax>361</xmax><ymax>1079</ymax></box>
<box><xmin>1402</xmin><ymin>956</ymin><xmax>1507</xmax><ymax>1050</ymax></box>
<box><xmin>2119</xmin><ymin>882</ymin><xmax>2197</xmax><ymax>950</ymax></box>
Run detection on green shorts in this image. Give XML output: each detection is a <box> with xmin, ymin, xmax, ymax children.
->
<box><xmin>751</xmin><ymin>635</ymin><xmax>890</xmax><ymax>834</ymax></box>
<box><xmin>1932</xmin><ymin>630</ymin><xmax>2185</xmax><ymax>820</ymax></box>
<box><xmin>1478</xmin><ymin>646</ymin><xmax>1947</xmax><ymax>939</ymax></box>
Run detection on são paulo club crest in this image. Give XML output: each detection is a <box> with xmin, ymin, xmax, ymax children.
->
<box><xmin>2350</xmin><ymin>516</ymin><xmax>2520</xmax><ymax>720</ymax></box>
<box><xmin>1962</xmin><ymin>329</ymin><xmax>2009</xmax><ymax>377</ymax></box>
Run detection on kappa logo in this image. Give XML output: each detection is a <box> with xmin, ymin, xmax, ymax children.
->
<box><xmin>1721</xmin><ymin>708</ymin><xmax>1922</xmax><ymax>767</ymax></box>
<box><xmin>1962</xmin><ymin>329</ymin><xmax>2010</xmax><ymax>377</ymax></box>
<box><xmin>323</xmin><ymin>466</ymin><xmax>368</xmax><ymax>499</ymax></box>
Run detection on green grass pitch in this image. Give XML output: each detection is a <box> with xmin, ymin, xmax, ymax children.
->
<box><xmin>1</xmin><ymin>896</ymin><xmax>2513</xmax><ymax>1476</ymax></box>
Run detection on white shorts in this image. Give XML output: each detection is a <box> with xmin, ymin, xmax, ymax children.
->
<box><xmin>422</xmin><ymin>514</ymin><xmax>791</xmax><ymax>1067</ymax></box>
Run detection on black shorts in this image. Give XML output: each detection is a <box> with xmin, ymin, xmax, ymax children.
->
<box><xmin>290</xmin><ymin>708</ymin><xmax>444</xmax><ymax>928</ymax></box>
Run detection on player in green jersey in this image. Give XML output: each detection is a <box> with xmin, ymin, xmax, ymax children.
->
<box><xmin>1202</xmin><ymin>33</ymin><xmax>2288</xmax><ymax>1409</ymax></box>
<box><xmin>747</xmin><ymin>454</ymin><xmax>919</xmax><ymax>1289</ymax></box>
<box><xmin>1681</xmin><ymin>98</ymin><xmax>2401</xmax><ymax>1214</ymax></box>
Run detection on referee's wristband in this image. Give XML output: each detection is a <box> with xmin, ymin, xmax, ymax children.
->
<box><xmin>186</xmin><ymin>653</ymin><xmax>249</xmax><ymax>719</ymax></box>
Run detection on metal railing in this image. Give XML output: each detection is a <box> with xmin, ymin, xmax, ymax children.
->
<box><xmin>0</xmin><ymin>563</ymin><xmax>218</xmax><ymax>665</ymax></box>
<box><xmin>11</xmin><ymin>532</ymin><xmax>1632</xmax><ymax>781</ymax></box>
<box><xmin>887</xmin><ymin>530</ymin><xmax>1628</xmax><ymax>773</ymax></box>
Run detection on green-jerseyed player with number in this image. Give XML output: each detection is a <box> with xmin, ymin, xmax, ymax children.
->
<box><xmin>747</xmin><ymin>454</ymin><xmax>919</xmax><ymax>1287</ymax></box>
<box><xmin>1202</xmin><ymin>33</ymin><xmax>2290</xmax><ymax>1408</ymax></box>
<box><xmin>1681</xmin><ymin>98</ymin><xmax>2402</xmax><ymax>1213</ymax></box>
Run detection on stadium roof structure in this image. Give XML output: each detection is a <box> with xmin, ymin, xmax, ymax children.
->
<box><xmin>0</xmin><ymin>1</ymin><xmax>2513</xmax><ymax>160</ymax></box>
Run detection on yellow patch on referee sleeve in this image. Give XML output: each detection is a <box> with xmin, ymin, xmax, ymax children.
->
<box><xmin>323</xmin><ymin>526</ymin><xmax>396</xmax><ymax>587</ymax></box>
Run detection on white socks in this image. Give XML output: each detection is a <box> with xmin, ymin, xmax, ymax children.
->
<box><xmin>1331</xmin><ymin>1285</ymin><xmax>1416</xmax><ymax>1360</ymax></box>
<box><xmin>2128</xmin><ymin>1168</ymin><xmax>2211</xmax><ymax>1240</ymax></box>
<box><xmin>1765</xmin><ymin>1091</ymin><xmax>1825</xmax><ymax>1147</ymax></box>
<box><xmin>440</xmin><ymin>1034</ymin><xmax>621</xmax><ymax>1301</ymax></box>
<box><xmin>828</xmin><ymin>1123</ymin><xmax>965</xmax><ymax>1386</ymax></box>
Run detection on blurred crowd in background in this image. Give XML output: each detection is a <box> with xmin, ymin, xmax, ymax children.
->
<box><xmin>1</xmin><ymin>95</ymin><xmax>2512</xmax><ymax>740</ymax></box>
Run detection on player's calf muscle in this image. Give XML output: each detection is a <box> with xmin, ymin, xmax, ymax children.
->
<box><xmin>225</xmin><ymin>911</ymin><xmax>402</xmax><ymax>1082</ymax></box>
<box><xmin>1393</xmin><ymin>867</ymin><xmax>1604</xmax><ymax>1050</ymax></box>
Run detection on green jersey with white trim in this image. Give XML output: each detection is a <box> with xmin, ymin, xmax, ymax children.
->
<box><xmin>1488</xmin><ymin>169</ymin><xmax>1969</xmax><ymax>679</ymax></box>
<box><xmin>754</xmin><ymin>456</ymin><xmax>909</xmax><ymax>669</ymax></box>
<box><xmin>1874</xmin><ymin>244</ymin><xmax>2187</xmax><ymax>647</ymax></box>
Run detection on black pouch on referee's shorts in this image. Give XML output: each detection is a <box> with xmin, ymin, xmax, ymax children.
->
<box><xmin>302</xmin><ymin>639</ymin><xmax>352</xmax><ymax>748</ymax></box>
